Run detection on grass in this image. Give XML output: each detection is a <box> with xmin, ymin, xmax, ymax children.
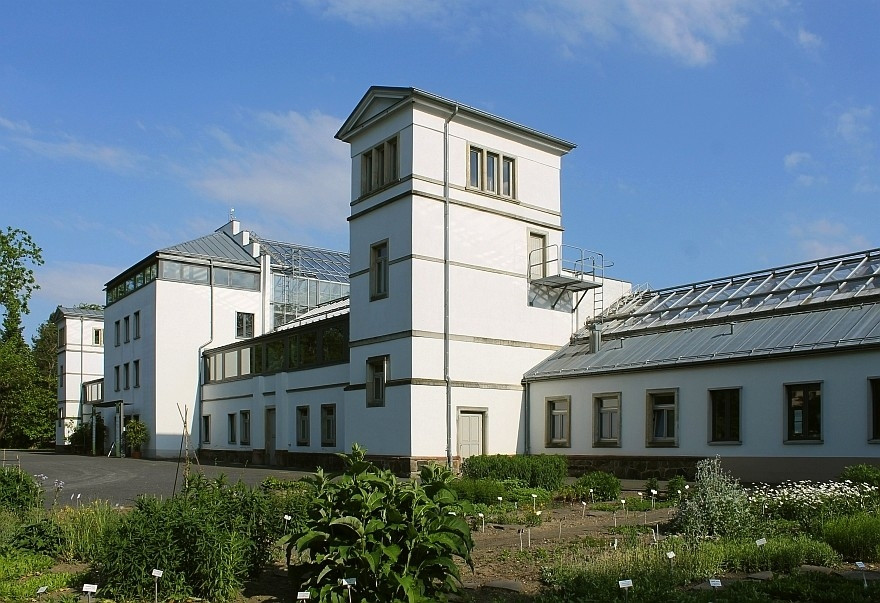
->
<box><xmin>0</xmin><ymin>550</ymin><xmax>85</xmax><ymax>602</ymax></box>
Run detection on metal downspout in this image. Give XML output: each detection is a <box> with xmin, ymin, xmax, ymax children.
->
<box><xmin>524</xmin><ymin>381</ymin><xmax>531</xmax><ymax>455</ymax></box>
<box><xmin>444</xmin><ymin>104</ymin><xmax>459</xmax><ymax>469</ymax></box>
<box><xmin>196</xmin><ymin>259</ymin><xmax>215</xmax><ymax>454</ymax></box>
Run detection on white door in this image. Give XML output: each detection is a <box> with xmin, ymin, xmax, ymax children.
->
<box><xmin>458</xmin><ymin>412</ymin><xmax>483</xmax><ymax>459</ymax></box>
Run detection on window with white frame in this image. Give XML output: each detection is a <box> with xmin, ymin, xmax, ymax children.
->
<box><xmin>546</xmin><ymin>397</ymin><xmax>571</xmax><ymax>447</ymax></box>
<box><xmin>647</xmin><ymin>389</ymin><xmax>677</xmax><ymax>446</ymax></box>
<box><xmin>361</xmin><ymin>136</ymin><xmax>399</xmax><ymax>195</ymax></box>
<box><xmin>93</xmin><ymin>328</ymin><xmax>103</xmax><ymax>346</ymax></box>
<box><xmin>871</xmin><ymin>379</ymin><xmax>880</xmax><ymax>441</ymax></box>
<box><xmin>366</xmin><ymin>356</ymin><xmax>387</xmax><ymax>407</ymax></box>
<box><xmin>296</xmin><ymin>406</ymin><xmax>309</xmax><ymax>446</ymax></box>
<box><xmin>709</xmin><ymin>388</ymin><xmax>741</xmax><ymax>443</ymax></box>
<box><xmin>57</xmin><ymin>326</ymin><xmax>66</xmax><ymax>348</ymax></box>
<box><xmin>124</xmin><ymin>315</ymin><xmax>130</xmax><ymax>343</ymax></box>
<box><xmin>528</xmin><ymin>232</ymin><xmax>547</xmax><ymax>280</ymax></box>
<box><xmin>240</xmin><ymin>411</ymin><xmax>251</xmax><ymax>445</ymax></box>
<box><xmin>202</xmin><ymin>415</ymin><xmax>211</xmax><ymax>444</ymax></box>
<box><xmin>58</xmin><ymin>364</ymin><xmax>64</xmax><ymax>388</ymax></box>
<box><xmin>370</xmin><ymin>241</ymin><xmax>389</xmax><ymax>300</ymax></box>
<box><xmin>468</xmin><ymin>145</ymin><xmax>516</xmax><ymax>198</ymax></box>
<box><xmin>114</xmin><ymin>365</ymin><xmax>120</xmax><ymax>391</ymax></box>
<box><xmin>133</xmin><ymin>360</ymin><xmax>140</xmax><ymax>388</ymax></box>
<box><xmin>228</xmin><ymin>413</ymin><xmax>237</xmax><ymax>444</ymax></box>
<box><xmin>236</xmin><ymin>312</ymin><xmax>254</xmax><ymax>339</ymax></box>
<box><xmin>594</xmin><ymin>393</ymin><xmax>620</xmax><ymax>447</ymax></box>
<box><xmin>114</xmin><ymin>321</ymin><xmax>120</xmax><ymax>346</ymax></box>
<box><xmin>321</xmin><ymin>404</ymin><xmax>336</xmax><ymax>447</ymax></box>
<box><xmin>786</xmin><ymin>382</ymin><xmax>821</xmax><ymax>441</ymax></box>
<box><xmin>133</xmin><ymin>311</ymin><xmax>140</xmax><ymax>339</ymax></box>
<box><xmin>123</xmin><ymin>362</ymin><xmax>130</xmax><ymax>390</ymax></box>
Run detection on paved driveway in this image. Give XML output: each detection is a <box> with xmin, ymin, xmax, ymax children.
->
<box><xmin>3</xmin><ymin>450</ymin><xmax>311</xmax><ymax>507</ymax></box>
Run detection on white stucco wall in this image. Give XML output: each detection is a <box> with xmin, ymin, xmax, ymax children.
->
<box><xmin>56</xmin><ymin>314</ymin><xmax>104</xmax><ymax>445</ymax></box>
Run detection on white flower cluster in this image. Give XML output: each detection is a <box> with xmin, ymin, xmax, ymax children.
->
<box><xmin>748</xmin><ymin>479</ymin><xmax>879</xmax><ymax>524</ymax></box>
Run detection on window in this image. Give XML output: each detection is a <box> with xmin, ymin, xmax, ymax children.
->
<box><xmin>546</xmin><ymin>397</ymin><xmax>571</xmax><ymax>447</ymax></box>
<box><xmin>366</xmin><ymin>356</ymin><xmax>387</xmax><ymax>407</ymax></box>
<box><xmin>266</xmin><ymin>340</ymin><xmax>284</xmax><ymax>372</ymax></box>
<box><xmin>133</xmin><ymin>360</ymin><xmax>140</xmax><ymax>388</ymax></box>
<box><xmin>786</xmin><ymin>382</ymin><xmax>822</xmax><ymax>441</ymax></box>
<box><xmin>322</xmin><ymin>327</ymin><xmax>346</xmax><ymax>362</ymax></box>
<box><xmin>468</xmin><ymin>145</ymin><xmax>516</xmax><ymax>198</ymax></box>
<box><xmin>647</xmin><ymin>389</ymin><xmax>677</xmax><ymax>446</ymax></box>
<box><xmin>370</xmin><ymin>241</ymin><xmax>389</xmax><ymax>300</ymax></box>
<box><xmin>114</xmin><ymin>366</ymin><xmax>120</xmax><ymax>392</ymax></box>
<box><xmin>228</xmin><ymin>413</ymin><xmax>237</xmax><ymax>444</ymax></box>
<box><xmin>133</xmin><ymin>311</ymin><xmax>140</xmax><ymax>339</ymax></box>
<box><xmin>160</xmin><ymin>260</ymin><xmax>209</xmax><ymax>284</ymax></box>
<box><xmin>236</xmin><ymin>312</ymin><xmax>254</xmax><ymax>338</ymax></box>
<box><xmin>58</xmin><ymin>364</ymin><xmax>64</xmax><ymax>388</ymax></box>
<box><xmin>290</xmin><ymin>331</ymin><xmax>318</xmax><ymax>368</ymax></box>
<box><xmin>871</xmin><ymin>379</ymin><xmax>880</xmax><ymax>441</ymax></box>
<box><xmin>240</xmin><ymin>411</ymin><xmax>251</xmax><ymax>445</ymax></box>
<box><xmin>321</xmin><ymin>404</ymin><xmax>336</xmax><ymax>447</ymax></box>
<box><xmin>93</xmin><ymin>328</ymin><xmax>103</xmax><ymax>346</ymax></box>
<box><xmin>124</xmin><ymin>316</ymin><xmax>130</xmax><ymax>343</ymax></box>
<box><xmin>202</xmin><ymin>415</ymin><xmax>211</xmax><ymax>444</ymax></box>
<box><xmin>594</xmin><ymin>393</ymin><xmax>620</xmax><ymax>446</ymax></box>
<box><xmin>710</xmin><ymin>388</ymin><xmax>741</xmax><ymax>443</ymax></box>
<box><xmin>214</xmin><ymin>268</ymin><xmax>259</xmax><ymax>290</ymax></box>
<box><xmin>528</xmin><ymin>232</ymin><xmax>547</xmax><ymax>280</ymax></box>
<box><xmin>57</xmin><ymin>406</ymin><xmax>64</xmax><ymax>427</ymax></box>
<box><xmin>114</xmin><ymin>321</ymin><xmax>120</xmax><ymax>346</ymax></box>
<box><xmin>57</xmin><ymin>326</ymin><xmax>66</xmax><ymax>348</ymax></box>
<box><xmin>360</xmin><ymin>136</ymin><xmax>399</xmax><ymax>195</ymax></box>
<box><xmin>123</xmin><ymin>363</ymin><xmax>130</xmax><ymax>390</ymax></box>
<box><xmin>296</xmin><ymin>406</ymin><xmax>309</xmax><ymax>446</ymax></box>
<box><xmin>107</xmin><ymin>261</ymin><xmax>158</xmax><ymax>305</ymax></box>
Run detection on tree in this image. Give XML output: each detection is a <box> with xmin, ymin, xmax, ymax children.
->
<box><xmin>0</xmin><ymin>227</ymin><xmax>44</xmax><ymax>343</ymax></box>
<box><xmin>31</xmin><ymin>319</ymin><xmax>58</xmax><ymax>384</ymax></box>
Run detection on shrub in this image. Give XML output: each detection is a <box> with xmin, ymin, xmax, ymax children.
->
<box><xmin>288</xmin><ymin>444</ymin><xmax>474</xmax><ymax>602</ymax></box>
<box><xmin>840</xmin><ymin>464</ymin><xmax>880</xmax><ymax>488</ymax></box>
<box><xmin>671</xmin><ymin>456</ymin><xmax>756</xmax><ymax>538</ymax></box>
<box><xmin>460</xmin><ymin>454</ymin><xmax>567</xmax><ymax>490</ymax></box>
<box><xmin>55</xmin><ymin>501</ymin><xmax>122</xmax><ymax>562</ymax></box>
<box><xmin>643</xmin><ymin>477</ymin><xmax>660</xmax><ymax>497</ymax></box>
<box><xmin>667</xmin><ymin>475</ymin><xmax>687</xmax><ymax>501</ymax></box>
<box><xmin>822</xmin><ymin>513</ymin><xmax>880</xmax><ymax>561</ymax></box>
<box><xmin>449</xmin><ymin>477</ymin><xmax>507</xmax><ymax>504</ymax></box>
<box><xmin>0</xmin><ymin>466</ymin><xmax>42</xmax><ymax>513</ymax></box>
<box><xmin>68</xmin><ymin>414</ymin><xmax>107</xmax><ymax>454</ymax></box>
<box><xmin>11</xmin><ymin>517</ymin><xmax>63</xmax><ymax>555</ymax></box>
<box><xmin>573</xmin><ymin>471</ymin><xmax>621</xmax><ymax>502</ymax></box>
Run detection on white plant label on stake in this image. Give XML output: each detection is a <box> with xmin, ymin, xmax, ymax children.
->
<box><xmin>83</xmin><ymin>584</ymin><xmax>98</xmax><ymax>593</ymax></box>
<box><xmin>297</xmin><ymin>592</ymin><xmax>311</xmax><ymax>600</ymax></box>
<box><xmin>709</xmin><ymin>579</ymin><xmax>722</xmax><ymax>588</ymax></box>
<box><xmin>756</xmin><ymin>538</ymin><xmax>767</xmax><ymax>547</ymax></box>
<box><xmin>284</xmin><ymin>514</ymin><xmax>292</xmax><ymax>521</ymax></box>
<box><xmin>36</xmin><ymin>586</ymin><xmax>48</xmax><ymax>594</ymax></box>
<box><xmin>152</xmin><ymin>569</ymin><xmax>163</xmax><ymax>578</ymax></box>
<box><xmin>666</xmin><ymin>551</ymin><xmax>676</xmax><ymax>559</ymax></box>
<box><xmin>340</xmin><ymin>578</ymin><xmax>356</xmax><ymax>586</ymax></box>
<box><xmin>581</xmin><ymin>501</ymin><xmax>586</xmax><ymax>518</ymax></box>
<box><xmin>857</xmin><ymin>562</ymin><xmax>867</xmax><ymax>569</ymax></box>
<box><xmin>619</xmin><ymin>579</ymin><xmax>633</xmax><ymax>588</ymax></box>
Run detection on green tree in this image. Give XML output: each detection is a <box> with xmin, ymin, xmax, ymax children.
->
<box><xmin>31</xmin><ymin>318</ymin><xmax>58</xmax><ymax>384</ymax></box>
<box><xmin>0</xmin><ymin>226</ymin><xmax>44</xmax><ymax>343</ymax></box>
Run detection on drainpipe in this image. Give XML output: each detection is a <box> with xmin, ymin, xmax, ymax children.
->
<box><xmin>444</xmin><ymin>104</ymin><xmax>459</xmax><ymax>469</ymax></box>
<box><xmin>524</xmin><ymin>381</ymin><xmax>531</xmax><ymax>455</ymax></box>
<box><xmin>196</xmin><ymin>259</ymin><xmax>215</xmax><ymax>456</ymax></box>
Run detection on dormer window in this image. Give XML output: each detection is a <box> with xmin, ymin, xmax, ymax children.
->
<box><xmin>361</xmin><ymin>136</ymin><xmax>398</xmax><ymax>195</ymax></box>
<box><xmin>468</xmin><ymin>145</ymin><xmax>516</xmax><ymax>198</ymax></box>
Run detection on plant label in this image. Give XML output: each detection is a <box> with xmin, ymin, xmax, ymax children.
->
<box><xmin>755</xmin><ymin>538</ymin><xmax>767</xmax><ymax>547</ymax></box>
<box><xmin>618</xmin><ymin>579</ymin><xmax>633</xmax><ymax>588</ymax></box>
<box><xmin>709</xmin><ymin>579</ymin><xmax>722</xmax><ymax>588</ymax></box>
<box><xmin>83</xmin><ymin>584</ymin><xmax>98</xmax><ymax>593</ymax></box>
<box><xmin>666</xmin><ymin>551</ymin><xmax>675</xmax><ymax>559</ymax></box>
<box><xmin>284</xmin><ymin>514</ymin><xmax>292</xmax><ymax>521</ymax></box>
<box><xmin>340</xmin><ymin>578</ymin><xmax>356</xmax><ymax>586</ymax></box>
<box><xmin>152</xmin><ymin>569</ymin><xmax>163</xmax><ymax>578</ymax></box>
<box><xmin>36</xmin><ymin>586</ymin><xmax>48</xmax><ymax>594</ymax></box>
<box><xmin>297</xmin><ymin>592</ymin><xmax>311</xmax><ymax>600</ymax></box>
<box><xmin>857</xmin><ymin>562</ymin><xmax>866</xmax><ymax>569</ymax></box>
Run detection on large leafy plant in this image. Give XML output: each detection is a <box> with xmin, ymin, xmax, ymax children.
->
<box><xmin>288</xmin><ymin>444</ymin><xmax>474</xmax><ymax>602</ymax></box>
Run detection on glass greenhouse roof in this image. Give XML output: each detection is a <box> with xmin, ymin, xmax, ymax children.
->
<box><xmin>252</xmin><ymin>235</ymin><xmax>350</xmax><ymax>283</ymax></box>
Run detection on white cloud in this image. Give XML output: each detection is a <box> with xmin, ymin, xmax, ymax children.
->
<box><xmin>784</xmin><ymin>151</ymin><xmax>811</xmax><ymax>170</ymax></box>
<box><xmin>797</xmin><ymin>27</ymin><xmax>822</xmax><ymax>49</ymax></box>
<box><xmin>519</xmin><ymin>0</ymin><xmax>759</xmax><ymax>67</ymax></box>
<box><xmin>189</xmin><ymin>110</ymin><xmax>350</xmax><ymax>235</ymax></box>
<box><xmin>0</xmin><ymin>114</ymin><xmax>32</xmax><ymax>133</ymax></box>
<box><xmin>297</xmin><ymin>0</ymin><xmax>446</xmax><ymax>26</ymax></box>
<box><xmin>788</xmin><ymin>218</ymin><xmax>871</xmax><ymax>258</ymax></box>
<box><xmin>12</xmin><ymin>135</ymin><xmax>142</xmax><ymax>171</ymax></box>
<box><xmin>836</xmin><ymin>105</ymin><xmax>873</xmax><ymax>146</ymax></box>
<box><xmin>32</xmin><ymin>261</ymin><xmax>121</xmax><ymax>308</ymax></box>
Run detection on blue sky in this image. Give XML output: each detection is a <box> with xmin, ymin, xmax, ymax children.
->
<box><xmin>2</xmin><ymin>1</ymin><xmax>878</xmax><ymax>340</ymax></box>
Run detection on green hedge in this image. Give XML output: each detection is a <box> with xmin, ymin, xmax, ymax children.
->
<box><xmin>460</xmin><ymin>454</ymin><xmax>567</xmax><ymax>490</ymax></box>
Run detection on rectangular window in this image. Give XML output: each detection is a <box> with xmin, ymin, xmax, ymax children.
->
<box><xmin>133</xmin><ymin>360</ymin><xmax>140</xmax><ymax>388</ymax></box>
<box><xmin>872</xmin><ymin>379</ymin><xmax>880</xmax><ymax>441</ymax></box>
<box><xmin>486</xmin><ymin>152</ymin><xmax>499</xmax><ymax>194</ymax></box>
<box><xmin>296</xmin><ymin>406</ymin><xmax>309</xmax><ymax>446</ymax></box>
<box><xmin>710</xmin><ymin>388</ymin><xmax>741</xmax><ymax>443</ymax></box>
<box><xmin>469</xmin><ymin>146</ymin><xmax>482</xmax><ymax>188</ymax></box>
<box><xmin>58</xmin><ymin>364</ymin><xmax>64</xmax><ymax>388</ymax></box>
<box><xmin>228</xmin><ymin>413</ymin><xmax>237</xmax><ymax>444</ymax></box>
<box><xmin>370</xmin><ymin>241</ymin><xmax>389</xmax><ymax>300</ymax></box>
<box><xmin>322</xmin><ymin>326</ymin><xmax>346</xmax><ymax>363</ymax></box>
<box><xmin>123</xmin><ymin>362</ymin><xmax>130</xmax><ymax>390</ymax></box>
<box><xmin>124</xmin><ymin>316</ymin><xmax>130</xmax><ymax>343</ymax></box>
<box><xmin>114</xmin><ymin>320</ymin><xmax>120</xmax><ymax>346</ymax></box>
<box><xmin>133</xmin><ymin>311</ymin><xmax>140</xmax><ymax>339</ymax></box>
<box><xmin>114</xmin><ymin>365</ymin><xmax>120</xmax><ymax>392</ymax></box>
<box><xmin>502</xmin><ymin>157</ymin><xmax>515</xmax><ymax>197</ymax></box>
<box><xmin>786</xmin><ymin>382</ymin><xmax>822</xmax><ymax>441</ymax></box>
<box><xmin>647</xmin><ymin>389</ymin><xmax>678</xmax><ymax>446</ymax></box>
<box><xmin>594</xmin><ymin>393</ymin><xmax>620</xmax><ymax>447</ymax></box>
<box><xmin>240</xmin><ymin>411</ymin><xmax>251</xmax><ymax>445</ymax></box>
<box><xmin>266</xmin><ymin>340</ymin><xmax>284</xmax><ymax>372</ymax></box>
<box><xmin>321</xmin><ymin>404</ymin><xmax>336</xmax><ymax>447</ymax></box>
<box><xmin>236</xmin><ymin>312</ymin><xmax>255</xmax><ymax>338</ymax></box>
<box><xmin>468</xmin><ymin>145</ymin><xmax>516</xmax><ymax>198</ymax></box>
<box><xmin>57</xmin><ymin>326</ymin><xmax>66</xmax><ymax>349</ymax></box>
<box><xmin>528</xmin><ymin>232</ymin><xmax>547</xmax><ymax>280</ymax></box>
<box><xmin>366</xmin><ymin>356</ymin><xmax>387</xmax><ymax>407</ymax></box>
<box><xmin>202</xmin><ymin>415</ymin><xmax>211</xmax><ymax>444</ymax></box>
<box><xmin>546</xmin><ymin>397</ymin><xmax>571</xmax><ymax>447</ymax></box>
<box><xmin>360</xmin><ymin>136</ymin><xmax>399</xmax><ymax>195</ymax></box>
<box><xmin>93</xmin><ymin>328</ymin><xmax>103</xmax><ymax>346</ymax></box>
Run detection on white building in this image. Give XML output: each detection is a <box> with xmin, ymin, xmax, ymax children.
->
<box><xmin>52</xmin><ymin>306</ymin><xmax>104</xmax><ymax>449</ymax></box>
<box><xmin>199</xmin><ymin>87</ymin><xmax>628</xmax><ymax>472</ymax></box>
<box><xmin>524</xmin><ymin>249</ymin><xmax>880</xmax><ymax>482</ymax></box>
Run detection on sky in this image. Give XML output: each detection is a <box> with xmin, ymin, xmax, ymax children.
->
<box><xmin>2</xmin><ymin>0</ymin><xmax>878</xmax><ymax>341</ymax></box>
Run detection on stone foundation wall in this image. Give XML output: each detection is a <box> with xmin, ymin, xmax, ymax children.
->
<box><xmin>566</xmin><ymin>455</ymin><xmax>702</xmax><ymax>480</ymax></box>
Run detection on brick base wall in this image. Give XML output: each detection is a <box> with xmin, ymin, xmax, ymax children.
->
<box><xmin>566</xmin><ymin>455</ymin><xmax>702</xmax><ymax>480</ymax></box>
